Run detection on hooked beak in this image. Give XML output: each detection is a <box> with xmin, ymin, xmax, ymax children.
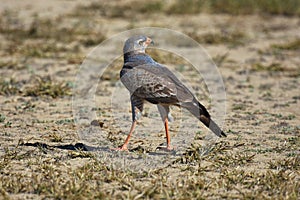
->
<box><xmin>145</xmin><ymin>37</ymin><xmax>154</xmax><ymax>45</ymax></box>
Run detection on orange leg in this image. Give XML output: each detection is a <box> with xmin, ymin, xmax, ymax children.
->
<box><xmin>114</xmin><ymin>120</ymin><xmax>137</xmax><ymax>151</ymax></box>
<box><xmin>164</xmin><ymin>118</ymin><xmax>172</xmax><ymax>150</ymax></box>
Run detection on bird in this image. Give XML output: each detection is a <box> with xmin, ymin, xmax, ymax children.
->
<box><xmin>116</xmin><ymin>35</ymin><xmax>226</xmax><ymax>151</ymax></box>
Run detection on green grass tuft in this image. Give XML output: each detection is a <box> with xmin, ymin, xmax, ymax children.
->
<box><xmin>188</xmin><ymin>30</ymin><xmax>248</xmax><ymax>46</ymax></box>
<box><xmin>251</xmin><ymin>63</ymin><xmax>286</xmax><ymax>72</ymax></box>
<box><xmin>25</xmin><ymin>76</ymin><xmax>72</xmax><ymax>98</ymax></box>
<box><xmin>271</xmin><ymin>38</ymin><xmax>300</xmax><ymax>51</ymax></box>
<box><xmin>0</xmin><ymin>78</ymin><xmax>22</xmax><ymax>96</ymax></box>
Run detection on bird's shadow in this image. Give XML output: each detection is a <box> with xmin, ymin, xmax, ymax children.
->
<box><xmin>21</xmin><ymin>142</ymin><xmax>110</xmax><ymax>152</ymax></box>
<box><xmin>21</xmin><ymin>142</ymin><xmax>179</xmax><ymax>156</ymax></box>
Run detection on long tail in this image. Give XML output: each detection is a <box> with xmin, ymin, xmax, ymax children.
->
<box><xmin>182</xmin><ymin>99</ymin><xmax>226</xmax><ymax>137</ymax></box>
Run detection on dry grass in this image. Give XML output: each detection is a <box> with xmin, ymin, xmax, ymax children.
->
<box><xmin>72</xmin><ymin>1</ymin><xmax>164</xmax><ymax>19</ymax></box>
<box><xmin>168</xmin><ymin>0</ymin><xmax>300</xmax><ymax>16</ymax></box>
<box><xmin>73</xmin><ymin>0</ymin><xmax>300</xmax><ymax>18</ymax></box>
<box><xmin>0</xmin><ymin>10</ymin><xmax>104</xmax><ymax>66</ymax></box>
<box><xmin>24</xmin><ymin>76</ymin><xmax>72</xmax><ymax>98</ymax></box>
<box><xmin>251</xmin><ymin>62</ymin><xmax>286</xmax><ymax>72</ymax></box>
<box><xmin>0</xmin><ymin>1</ymin><xmax>299</xmax><ymax>199</ymax></box>
<box><xmin>0</xmin><ymin>78</ymin><xmax>22</xmax><ymax>95</ymax></box>
<box><xmin>250</xmin><ymin>62</ymin><xmax>300</xmax><ymax>77</ymax></box>
<box><xmin>0</xmin><ymin>141</ymin><xmax>299</xmax><ymax>199</ymax></box>
<box><xmin>188</xmin><ymin>30</ymin><xmax>248</xmax><ymax>47</ymax></box>
<box><xmin>0</xmin><ymin>12</ymin><xmax>106</xmax><ymax>45</ymax></box>
<box><xmin>271</xmin><ymin>38</ymin><xmax>300</xmax><ymax>51</ymax></box>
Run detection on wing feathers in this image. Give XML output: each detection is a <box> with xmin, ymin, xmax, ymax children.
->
<box><xmin>121</xmin><ymin>64</ymin><xmax>193</xmax><ymax>104</ymax></box>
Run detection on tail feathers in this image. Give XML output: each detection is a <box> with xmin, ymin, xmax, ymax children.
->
<box><xmin>182</xmin><ymin>100</ymin><xmax>226</xmax><ymax>137</ymax></box>
<box><xmin>207</xmin><ymin>118</ymin><xmax>227</xmax><ymax>137</ymax></box>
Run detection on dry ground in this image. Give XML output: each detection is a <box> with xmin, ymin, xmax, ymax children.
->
<box><xmin>0</xmin><ymin>0</ymin><xmax>299</xmax><ymax>199</ymax></box>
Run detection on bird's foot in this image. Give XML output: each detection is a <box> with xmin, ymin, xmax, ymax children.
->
<box><xmin>112</xmin><ymin>145</ymin><xmax>128</xmax><ymax>151</ymax></box>
<box><xmin>156</xmin><ymin>145</ymin><xmax>175</xmax><ymax>152</ymax></box>
<box><xmin>167</xmin><ymin>145</ymin><xmax>174</xmax><ymax>151</ymax></box>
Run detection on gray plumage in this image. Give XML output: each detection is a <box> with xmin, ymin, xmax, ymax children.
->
<box><xmin>116</xmin><ymin>35</ymin><xmax>226</xmax><ymax>150</ymax></box>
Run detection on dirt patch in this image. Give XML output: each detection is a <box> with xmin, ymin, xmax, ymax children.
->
<box><xmin>0</xmin><ymin>1</ymin><xmax>299</xmax><ymax>199</ymax></box>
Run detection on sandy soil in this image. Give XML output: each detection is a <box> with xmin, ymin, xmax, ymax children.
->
<box><xmin>0</xmin><ymin>1</ymin><xmax>299</xmax><ymax>199</ymax></box>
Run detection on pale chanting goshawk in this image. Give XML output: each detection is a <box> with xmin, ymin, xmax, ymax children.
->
<box><xmin>116</xmin><ymin>35</ymin><xmax>226</xmax><ymax>150</ymax></box>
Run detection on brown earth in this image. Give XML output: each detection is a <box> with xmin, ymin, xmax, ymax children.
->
<box><xmin>0</xmin><ymin>0</ymin><xmax>299</xmax><ymax>199</ymax></box>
